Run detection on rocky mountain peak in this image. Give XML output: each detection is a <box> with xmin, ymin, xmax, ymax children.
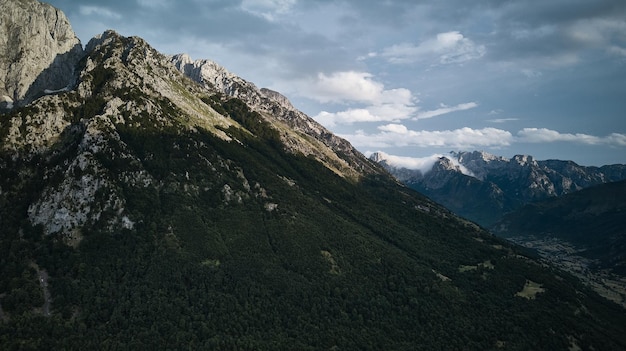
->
<box><xmin>259</xmin><ymin>88</ymin><xmax>294</xmax><ymax>110</ymax></box>
<box><xmin>0</xmin><ymin>0</ymin><xmax>84</xmax><ymax>109</ymax></box>
<box><xmin>433</xmin><ymin>157</ymin><xmax>461</xmax><ymax>172</ymax></box>
<box><xmin>453</xmin><ymin>151</ymin><xmax>508</xmax><ymax>180</ymax></box>
<box><xmin>513</xmin><ymin>154</ymin><xmax>537</xmax><ymax>167</ymax></box>
<box><xmin>169</xmin><ymin>53</ymin><xmax>246</xmax><ymax>95</ymax></box>
<box><xmin>368</xmin><ymin>151</ymin><xmax>386</xmax><ymax>164</ymax></box>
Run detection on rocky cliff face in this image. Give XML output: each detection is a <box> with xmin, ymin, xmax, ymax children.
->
<box><xmin>0</xmin><ymin>0</ymin><xmax>84</xmax><ymax>109</ymax></box>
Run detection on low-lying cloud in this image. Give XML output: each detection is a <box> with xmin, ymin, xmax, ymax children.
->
<box><xmin>370</xmin><ymin>151</ymin><xmax>474</xmax><ymax>176</ymax></box>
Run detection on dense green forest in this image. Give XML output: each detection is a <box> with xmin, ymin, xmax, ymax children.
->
<box><xmin>493</xmin><ymin>180</ymin><xmax>626</xmax><ymax>275</ymax></box>
<box><xmin>2</xmin><ymin>81</ymin><xmax>626</xmax><ymax>350</ymax></box>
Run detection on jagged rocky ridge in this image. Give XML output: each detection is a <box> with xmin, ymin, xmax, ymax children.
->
<box><xmin>170</xmin><ymin>53</ymin><xmax>379</xmax><ymax>178</ymax></box>
<box><xmin>1</xmin><ymin>1</ymin><xmax>626</xmax><ymax>349</ymax></box>
<box><xmin>372</xmin><ymin>150</ymin><xmax>626</xmax><ymax>226</ymax></box>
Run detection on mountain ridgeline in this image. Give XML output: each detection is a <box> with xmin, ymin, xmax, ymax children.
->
<box><xmin>1</xmin><ymin>1</ymin><xmax>626</xmax><ymax>349</ymax></box>
<box><xmin>372</xmin><ymin>151</ymin><xmax>626</xmax><ymax>227</ymax></box>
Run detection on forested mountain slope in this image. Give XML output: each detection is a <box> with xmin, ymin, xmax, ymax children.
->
<box><xmin>1</xmin><ymin>1</ymin><xmax>625</xmax><ymax>349</ymax></box>
<box><xmin>492</xmin><ymin>180</ymin><xmax>626</xmax><ymax>307</ymax></box>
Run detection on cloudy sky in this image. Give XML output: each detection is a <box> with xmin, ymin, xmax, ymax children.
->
<box><xmin>47</xmin><ymin>0</ymin><xmax>626</xmax><ymax>166</ymax></box>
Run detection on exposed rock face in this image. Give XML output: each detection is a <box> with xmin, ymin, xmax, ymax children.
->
<box><xmin>0</xmin><ymin>0</ymin><xmax>83</xmax><ymax>108</ymax></box>
<box><xmin>170</xmin><ymin>54</ymin><xmax>381</xmax><ymax>178</ymax></box>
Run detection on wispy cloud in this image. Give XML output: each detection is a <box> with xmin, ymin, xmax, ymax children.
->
<box><xmin>487</xmin><ymin>118</ymin><xmax>519</xmax><ymax>123</ymax></box>
<box><xmin>381</xmin><ymin>31</ymin><xmax>486</xmax><ymax>65</ymax></box>
<box><xmin>517</xmin><ymin>128</ymin><xmax>626</xmax><ymax>146</ymax></box>
<box><xmin>415</xmin><ymin>102</ymin><xmax>478</xmax><ymax>120</ymax></box>
<box><xmin>240</xmin><ymin>0</ymin><xmax>296</xmax><ymax>21</ymax></box>
<box><xmin>79</xmin><ymin>5</ymin><xmax>122</xmax><ymax>19</ymax></box>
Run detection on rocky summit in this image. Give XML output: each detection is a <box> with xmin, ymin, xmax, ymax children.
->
<box><xmin>1</xmin><ymin>1</ymin><xmax>626</xmax><ymax>350</ymax></box>
<box><xmin>0</xmin><ymin>0</ymin><xmax>84</xmax><ymax>110</ymax></box>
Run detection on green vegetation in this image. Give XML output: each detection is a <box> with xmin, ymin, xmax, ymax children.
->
<box><xmin>493</xmin><ymin>180</ymin><xmax>626</xmax><ymax>274</ymax></box>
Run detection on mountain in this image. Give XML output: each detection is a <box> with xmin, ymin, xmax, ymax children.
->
<box><xmin>372</xmin><ymin>150</ymin><xmax>626</xmax><ymax>226</ymax></box>
<box><xmin>492</xmin><ymin>180</ymin><xmax>626</xmax><ymax>307</ymax></box>
<box><xmin>2</xmin><ymin>1</ymin><xmax>626</xmax><ymax>349</ymax></box>
<box><xmin>0</xmin><ymin>0</ymin><xmax>84</xmax><ymax>110</ymax></box>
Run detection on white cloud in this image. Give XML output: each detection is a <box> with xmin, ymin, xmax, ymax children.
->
<box><xmin>381</xmin><ymin>31</ymin><xmax>486</xmax><ymax>65</ymax></box>
<box><xmin>487</xmin><ymin>118</ymin><xmax>519</xmax><ymax>123</ymax></box>
<box><xmin>307</xmin><ymin>71</ymin><xmax>480</xmax><ymax>126</ymax></box>
<box><xmin>79</xmin><ymin>5</ymin><xmax>122</xmax><ymax>20</ymax></box>
<box><xmin>378</xmin><ymin>124</ymin><xmax>409</xmax><ymax>134</ymax></box>
<box><xmin>342</xmin><ymin>126</ymin><xmax>626</xmax><ymax>151</ymax></box>
<box><xmin>315</xmin><ymin>109</ymin><xmax>384</xmax><ymax>127</ymax></box>
<box><xmin>307</xmin><ymin>71</ymin><xmax>419</xmax><ymax>126</ymax></box>
<box><xmin>415</xmin><ymin>102</ymin><xmax>478</xmax><ymax>120</ymax></box>
<box><xmin>517</xmin><ymin>128</ymin><xmax>626</xmax><ymax>146</ymax></box>
<box><xmin>314</xmin><ymin>99</ymin><xmax>418</xmax><ymax>127</ymax></box>
<box><xmin>371</xmin><ymin>151</ymin><xmax>474</xmax><ymax>176</ymax></box>
<box><xmin>341</xmin><ymin>125</ymin><xmax>513</xmax><ymax>149</ymax></box>
<box><xmin>306</xmin><ymin>71</ymin><xmax>388</xmax><ymax>104</ymax></box>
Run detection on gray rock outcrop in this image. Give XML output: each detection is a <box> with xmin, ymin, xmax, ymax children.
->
<box><xmin>0</xmin><ymin>0</ymin><xmax>84</xmax><ymax>108</ymax></box>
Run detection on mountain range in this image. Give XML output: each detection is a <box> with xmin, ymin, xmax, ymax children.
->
<box><xmin>1</xmin><ymin>0</ymin><xmax>626</xmax><ymax>349</ymax></box>
<box><xmin>372</xmin><ymin>150</ymin><xmax>626</xmax><ymax>226</ymax></box>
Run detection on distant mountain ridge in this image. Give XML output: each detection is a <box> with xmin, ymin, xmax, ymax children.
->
<box><xmin>372</xmin><ymin>150</ymin><xmax>626</xmax><ymax>226</ymax></box>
